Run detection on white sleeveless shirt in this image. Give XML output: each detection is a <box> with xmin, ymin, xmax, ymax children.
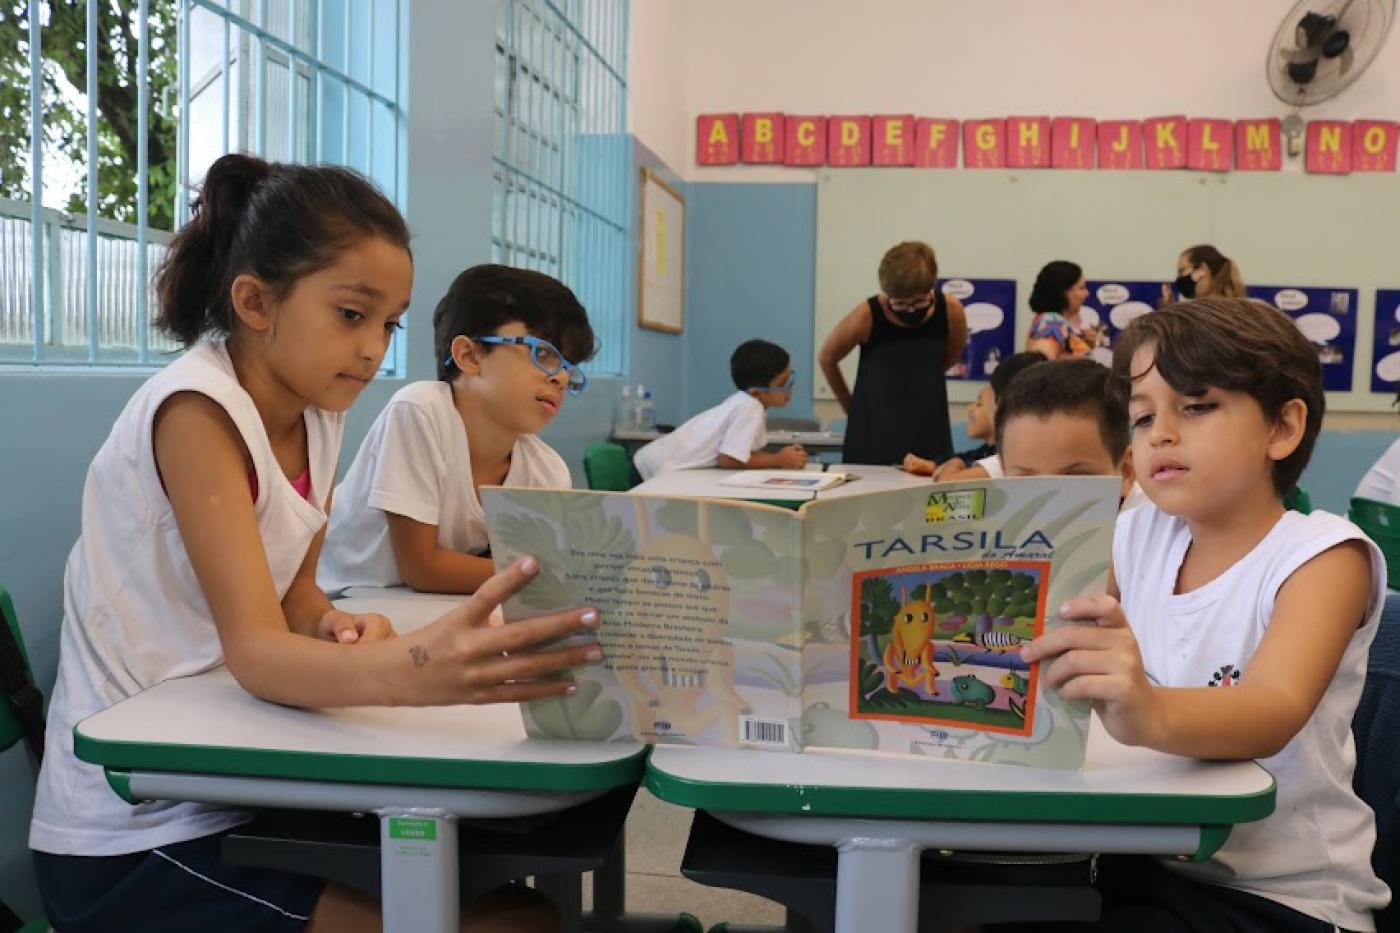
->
<box><xmin>30</xmin><ymin>342</ymin><xmax>344</xmax><ymax>855</ymax></box>
<box><xmin>1115</xmin><ymin>503</ymin><xmax>1390</xmax><ymax>930</ymax></box>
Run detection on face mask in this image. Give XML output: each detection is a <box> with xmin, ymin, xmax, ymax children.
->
<box><xmin>1174</xmin><ymin>273</ymin><xmax>1196</xmax><ymax>299</ymax></box>
<box><xmin>891</xmin><ymin>305</ymin><xmax>930</xmax><ymax>326</ymax></box>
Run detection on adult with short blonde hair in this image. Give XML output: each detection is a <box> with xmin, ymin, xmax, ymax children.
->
<box><xmin>819</xmin><ymin>241</ymin><xmax>968</xmax><ymax>465</ymax></box>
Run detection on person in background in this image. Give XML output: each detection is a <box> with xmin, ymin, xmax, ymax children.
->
<box><xmin>1161</xmin><ymin>243</ymin><xmax>1245</xmax><ymax>305</ymax></box>
<box><xmin>633</xmin><ymin>339</ymin><xmax>805</xmax><ymax>480</ymax></box>
<box><xmin>819</xmin><ymin>241</ymin><xmax>968</xmax><ymax>465</ymax></box>
<box><xmin>1025</xmin><ymin>260</ymin><xmax>1099</xmax><ymax>361</ymax></box>
<box><xmin>902</xmin><ymin>350</ymin><xmax>1047</xmax><ymax>480</ymax></box>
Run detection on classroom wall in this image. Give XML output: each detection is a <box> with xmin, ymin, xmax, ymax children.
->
<box><xmin>678</xmin><ymin>0</ymin><xmax>1400</xmax><ymax>181</ymax></box>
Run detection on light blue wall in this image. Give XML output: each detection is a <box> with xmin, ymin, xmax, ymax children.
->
<box><xmin>682</xmin><ymin>183</ymin><xmax>818</xmax><ymax>421</ymax></box>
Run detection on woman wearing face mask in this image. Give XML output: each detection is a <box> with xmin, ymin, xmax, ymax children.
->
<box><xmin>1025</xmin><ymin>260</ymin><xmax>1099</xmax><ymax>361</ymax></box>
<box><xmin>1161</xmin><ymin>243</ymin><xmax>1245</xmax><ymax>305</ymax></box>
<box><xmin>819</xmin><ymin>241</ymin><xmax>969</xmax><ymax>465</ymax></box>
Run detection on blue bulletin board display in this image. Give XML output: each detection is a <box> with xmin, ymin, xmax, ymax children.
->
<box><xmin>1082</xmin><ymin>280</ymin><xmax>1162</xmax><ymax>366</ymax></box>
<box><xmin>939</xmin><ymin>278</ymin><xmax>1016</xmax><ymax>381</ymax></box>
<box><xmin>1245</xmin><ymin>285</ymin><xmax>1358</xmax><ymax>392</ymax></box>
<box><xmin>1372</xmin><ymin>290</ymin><xmax>1400</xmax><ymax>395</ymax></box>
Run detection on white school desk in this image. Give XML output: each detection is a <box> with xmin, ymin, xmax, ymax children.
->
<box><xmin>647</xmin><ymin>720</ymin><xmax>1274</xmax><ymax>933</ymax></box>
<box><xmin>74</xmin><ymin>590</ymin><xmax>646</xmax><ymax>933</ymax></box>
<box><xmin>632</xmin><ymin>463</ymin><xmax>930</xmax><ymax>505</ymax></box>
<box><xmin>614</xmin><ymin>428</ymin><xmax>846</xmax><ymax>451</ymax></box>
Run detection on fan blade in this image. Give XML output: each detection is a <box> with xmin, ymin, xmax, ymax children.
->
<box><xmin>1340</xmin><ymin>44</ymin><xmax>1355</xmax><ymax>74</ymax></box>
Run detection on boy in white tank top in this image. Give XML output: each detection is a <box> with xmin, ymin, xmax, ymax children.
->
<box><xmin>1022</xmin><ymin>298</ymin><xmax>1389</xmax><ymax>932</ymax></box>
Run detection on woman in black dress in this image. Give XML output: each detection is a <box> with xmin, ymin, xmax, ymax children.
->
<box><xmin>819</xmin><ymin>241</ymin><xmax>968</xmax><ymax>465</ymax></box>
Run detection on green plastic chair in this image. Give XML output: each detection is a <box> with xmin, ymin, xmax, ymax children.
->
<box><xmin>1282</xmin><ymin>485</ymin><xmax>1313</xmax><ymax>514</ymax></box>
<box><xmin>583</xmin><ymin>442</ymin><xmax>637</xmax><ymax>491</ymax></box>
<box><xmin>1350</xmin><ymin>497</ymin><xmax>1400</xmax><ymax>592</ymax></box>
<box><xmin>0</xmin><ymin>588</ymin><xmax>49</xmax><ymax>933</ymax></box>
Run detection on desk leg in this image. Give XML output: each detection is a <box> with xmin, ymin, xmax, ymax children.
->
<box><xmin>379</xmin><ymin>808</ymin><xmax>459</xmax><ymax>932</ymax></box>
<box><xmin>834</xmin><ymin>838</ymin><xmax>920</xmax><ymax>933</ymax></box>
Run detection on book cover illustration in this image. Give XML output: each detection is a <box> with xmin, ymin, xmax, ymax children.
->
<box><xmin>482</xmin><ymin>476</ymin><xmax>1119</xmax><ymax>769</ymax></box>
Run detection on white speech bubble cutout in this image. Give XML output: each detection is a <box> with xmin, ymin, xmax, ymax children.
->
<box><xmin>1392</xmin><ymin>303</ymin><xmax>1400</xmax><ymax>325</ymax></box>
<box><xmin>1110</xmin><ymin>300</ymin><xmax>1153</xmax><ymax>331</ymax></box>
<box><xmin>1294</xmin><ymin>312</ymin><xmax>1340</xmax><ymax>343</ymax></box>
<box><xmin>1096</xmin><ymin>283</ymin><xmax>1129</xmax><ymax>305</ymax></box>
<box><xmin>964</xmin><ymin>302</ymin><xmax>1005</xmax><ymax>334</ymax></box>
<box><xmin>1378</xmin><ymin>352</ymin><xmax>1400</xmax><ymax>383</ymax></box>
<box><xmin>1077</xmin><ymin>306</ymin><xmax>1101</xmax><ymax>329</ymax></box>
<box><xmin>942</xmin><ymin>279</ymin><xmax>975</xmax><ymax>300</ymax></box>
<box><xmin>1274</xmin><ymin>288</ymin><xmax>1309</xmax><ymax>312</ymax></box>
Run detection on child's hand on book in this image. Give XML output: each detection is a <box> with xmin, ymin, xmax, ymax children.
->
<box><xmin>1021</xmin><ymin>594</ymin><xmax>1165</xmax><ymax>748</ymax></box>
<box><xmin>396</xmin><ymin>556</ymin><xmax>604</xmax><ymax>706</ymax></box>
<box><xmin>901</xmin><ymin>453</ymin><xmax>935</xmax><ymax>476</ymax></box>
<box><xmin>932</xmin><ymin>458</ymin><xmax>966</xmax><ymax>480</ymax></box>
<box><xmin>778</xmin><ymin>444</ymin><xmax>807</xmax><ymax>469</ymax></box>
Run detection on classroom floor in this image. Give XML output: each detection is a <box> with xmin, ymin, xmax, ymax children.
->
<box><xmin>580</xmin><ymin>788</ymin><xmax>786</xmax><ymax>928</ymax></box>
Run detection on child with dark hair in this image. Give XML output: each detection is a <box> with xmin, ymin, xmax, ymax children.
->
<box><xmin>1025</xmin><ymin>260</ymin><xmax>1100</xmax><ymax>360</ymax></box>
<box><xmin>988</xmin><ymin>357</ymin><xmax>1143</xmax><ymax>508</ymax></box>
<box><xmin>320</xmin><ymin>264</ymin><xmax>594</xmax><ymax>595</ymax></box>
<box><xmin>903</xmin><ymin>350</ymin><xmax>1047</xmax><ymax>480</ymax></box>
<box><xmin>1020</xmin><ymin>298</ymin><xmax>1389</xmax><ymax>932</ymax></box>
<box><xmin>30</xmin><ymin>155</ymin><xmax>588</xmax><ymax>933</ymax></box>
<box><xmin>634</xmin><ymin>338</ymin><xmax>805</xmax><ymax>479</ymax></box>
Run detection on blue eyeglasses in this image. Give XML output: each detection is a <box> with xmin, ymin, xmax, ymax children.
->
<box><xmin>750</xmin><ymin>371</ymin><xmax>796</xmax><ymax>393</ymax></box>
<box><xmin>448</xmin><ymin>334</ymin><xmax>588</xmax><ymax>395</ymax></box>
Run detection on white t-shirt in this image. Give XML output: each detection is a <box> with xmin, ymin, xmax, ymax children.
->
<box><xmin>1355</xmin><ymin>438</ymin><xmax>1400</xmax><ymax>506</ymax></box>
<box><xmin>975</xmin><ymin>454</ymin><xmax>1003</xmax><ymax>478</ymax></box>
<box><xmin>1114</xmin><ymin>503</ymin><xmax>1390</xmax><ymax>930</ymax></box>
<box><xmin>30</xmin><ymin>341</ymin><xmax>344</xmax><ymax>856</ymax></box>
<box><xmin>633</xmin><ymin>391</ymin><xmax>767</xmax><ymax>480</ymax></box>
<box><xmin>318</xmin><ymin>381</ymin><xmax>571</xmax><ymax>592</ymax></box>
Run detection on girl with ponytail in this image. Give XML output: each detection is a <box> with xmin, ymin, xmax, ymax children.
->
<box><xmin>29</xmin><ymin>154</ymin><xmax>584</xmax><ymax>932</ymax></box>
<box><xmin>1163</xmin><ymin>244</ymin><xmax>1246</xmax><ymax>304</ymax></box>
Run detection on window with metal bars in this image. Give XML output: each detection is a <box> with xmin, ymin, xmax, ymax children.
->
<box><xmin>492</xmin><ymin>0</ymin><xmax>629</xmax><ymax>377</ymax></box>
<box><xmin>1</xmin><ymin>0</ymin><xmax>404</xmax><ymax>370</ymax></box>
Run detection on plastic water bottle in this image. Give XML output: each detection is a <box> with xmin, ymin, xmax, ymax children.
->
<box><xmin>614</xmin><ymin>385</ymin><xmax>633</xmax><ymax>435</ymax></box>
<box><xmin>633</xmin><ymin>384</ymin><xmax>647</xmax><ymax>430</ymax></box>
<box><xmin>638</xmin><ymin>389</ymin><xmax>656</xmax><ymax>432</ymax></box>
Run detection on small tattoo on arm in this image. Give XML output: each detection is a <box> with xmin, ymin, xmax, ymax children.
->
<box><xmin>409</xmin><ymin>646</ymin><xmax>429</xmax><ymax>668</ymax></box>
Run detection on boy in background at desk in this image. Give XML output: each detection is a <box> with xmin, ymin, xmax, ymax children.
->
<box><xmin>1020</xmin><ymin>299</ymin><xmax>1389</xmax><ymax>932</ymax></box>
<box><xmin>319</xmin><ymin>265</ymin><xmax>593</xmax><ymax>595</ymax></box>
<box><xmin>991</xmin><ymin>357</ymin><xmax>1145</xmax><ymax>511</ymax></box>
<box><xmin>902</xmin><ymin>350</ymin><xmax>1046</xmax><ymax>480</ymax></box>
<box><xmin>634</xmin><ymin>339</ymin><xmax>806</xmax><ymax>480</ymax></box>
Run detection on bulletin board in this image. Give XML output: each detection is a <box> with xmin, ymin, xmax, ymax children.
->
<box><xmin>638</xmin><ymin>167</ymin><xmax>686</xmax><ymax>334</ymax></box>
<box><xmin>814</xmin><ymin>169</ymin><xmax>1400</xmax><ymax>412</ymax></box>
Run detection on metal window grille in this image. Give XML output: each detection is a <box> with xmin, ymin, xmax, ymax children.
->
<box><xmin>3</xmin><ymin>0</ymin><xmax>404</xmax><ymax>371</ymax></box>
<box><xmin>492</xmin><ymin>0</ymin><xmax>629</xmax><ymax>376</ymax></box>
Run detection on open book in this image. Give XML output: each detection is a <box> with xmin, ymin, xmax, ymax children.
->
<box><xmin>715</xmin><ymin>469</ymin><xmax>852</xmax><ymax>493</ymax></box>
<box><xmin>481</xmin><ymin>476</ymin><xmax>1119</xmax><ymax>769</ymax></box>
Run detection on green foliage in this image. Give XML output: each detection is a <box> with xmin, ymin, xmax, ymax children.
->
<box><xmin>858</xmin><ymin>575</ymin><xmax>899</xmax><ymax>638</ymax></box>
<box><xmin>1</xmin><ymin>1</ymin><xmax>180</xmax><ymax>229</ymax></box>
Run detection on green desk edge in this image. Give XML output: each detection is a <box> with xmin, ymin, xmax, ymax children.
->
<box><xmin>644</xmin><ymin>764</ymin><xmax>1274</xmax><ymax>862</ymax></box>
<box><xmin>77</xmin><ymin>726</ymin><xmax>648</xmax><ymax>797</ymax></box>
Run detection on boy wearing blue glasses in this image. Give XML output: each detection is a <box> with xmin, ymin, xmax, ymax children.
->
<box><xmin>634</xmin><ymin>339</ymin><xmax>807</xmax><ymax>480</ymax></box>
<box><xmin>320</xmin><ymin>264</ymin><xmax>595</xmax><ymax>594</ymax></box>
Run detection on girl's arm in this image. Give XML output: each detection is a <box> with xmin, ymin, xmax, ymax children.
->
<box><xmin>385</xmin><ymin>512</ymin><xmax>495</xmax><ymax>595</ymax></box>
<box><xmin>943</xmin><ymin>295</ymin><xmax>969</xmax><ymax>369</ymax></box>
<box><xmin>282</xmin><ymin>487</ymin><xmax>395</xmax><ymax>642</ymax></box>
<box><xmin>818</xmin><ymin>303</ymin><xmax>873</xmax><ymax>415</ymax></box>
<box><xmin>155</xmin><ymin>392</ymin><xmax>599</xmax><ymax>708</ymax></box>
<box><xmin>1026</xmin><ymin>541</ymin><xmax>1371</xmax><ymax>759</ymax></box>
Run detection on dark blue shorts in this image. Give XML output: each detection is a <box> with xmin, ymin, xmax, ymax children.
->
<box><xmin>33</xmin><ymin>828</ymin><xmax>325</xmax><ymax>933</ymax></box>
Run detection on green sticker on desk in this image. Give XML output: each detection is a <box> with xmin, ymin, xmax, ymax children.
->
<box><xmin>389</xmin><ymin>817</ymin><xmax>436</xmax><ymax>841</ymax></box>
